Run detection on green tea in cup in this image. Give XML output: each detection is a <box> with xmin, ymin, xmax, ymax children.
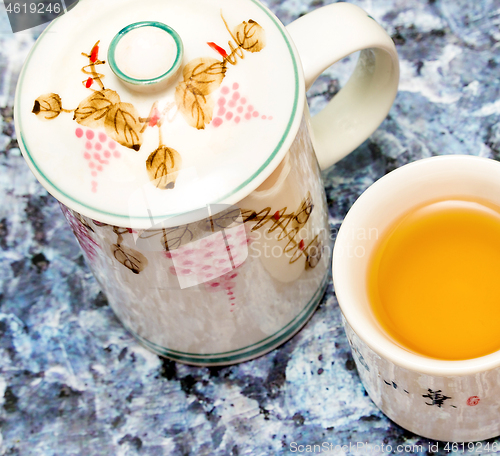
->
<box><xmin>367</xmin><ymin>196</ymin><xmax>500</xmax><ymax>360</ymax></box>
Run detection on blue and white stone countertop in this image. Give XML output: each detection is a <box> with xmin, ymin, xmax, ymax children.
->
<box><xmin>1</xmin><ymin>0</ymin><xmax>500</xmax><ymax>454</ymax></box>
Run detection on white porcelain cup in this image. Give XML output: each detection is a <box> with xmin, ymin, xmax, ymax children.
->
<box><xmin>333</xmin><ymin>155</ymin><xmax>500</xmax><ymax>442</ymax></box>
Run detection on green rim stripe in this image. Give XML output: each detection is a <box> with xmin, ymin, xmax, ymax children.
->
<box><xmin>107</xmin><ymin>21</ymin><xmax>184</xmax><ymax>86</ymax></box>
<box><xmin>127</xmin><ymin>272</ymin><xmax>329</xmax><ymax>364</ymax></box>
<box><xmin>16</xmin><ymin>0</ymin><xmax>302</xmax><ymax>222</ymax></box>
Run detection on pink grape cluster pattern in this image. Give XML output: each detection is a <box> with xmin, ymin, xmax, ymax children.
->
<box><xmin>75</xmin><ymin>127</ymin><xmax>121</xmax><ymax>193</ymax></box>
<box><xmin>165</xmin><ymin>224</ymin><xmax>250</xmax><ymax>311</ymax></box>
<box><xmin>212</xmin><ymin>82</ymin><xmax>273</xmax><ymax>128</ymax></box>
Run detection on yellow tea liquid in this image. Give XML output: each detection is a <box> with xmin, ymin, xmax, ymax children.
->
<box><xmin>367</xmin><ymin>197</ymin><xmax>500</xmax><ymax>360</ymax></box>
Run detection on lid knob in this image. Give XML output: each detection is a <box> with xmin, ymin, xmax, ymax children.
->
<box><xmin>108</xmin><ymin>21</ymin><xmax>183</xmax><ymax>92</ymax></box>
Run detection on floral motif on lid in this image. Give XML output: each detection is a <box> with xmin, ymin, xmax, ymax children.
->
<box><xmin>16</xmin><ymin>0</ymin><xmax>303</xmax><ymax>227</ymax></box>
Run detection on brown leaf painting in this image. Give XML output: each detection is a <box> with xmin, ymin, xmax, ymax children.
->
<box><xmin>135</xmin><ymin>225</ymin><xmax>195</xmax><ymax>252</ymax></box>
<box><xmin>233</xmin><ymin>20</ymin><xmax>265</xmax><ymax>52</ymax></box>
<box><xmin>111</xmin><ymin>244</ymin><xmax>148</xmax><ymax>274</ymax></box>
<box><xmin>146</xmin><ymin>145</ymin><xmax>182</xmax><ymax>189</ymax></box>
<box><xmin>162</xmin><ymin>225</ymin><xmax>194</xmax><ymax>251</ymax></box>
<box><xmin>104</xmin><ymin>102</ymin><xmax>143</xmax><ymax>151</ymax></box>
<box><xmin>306</xmin><ymin>237</ymin><xmax>323</xmax><ymax>269</ymax></box>
<box><xmin>175</xmin><ymin>58</ymin><xmax>227</xmax><ymax>129</ymax></box>
<box><xmin>175</xmin><ymin>81</ymin><xmax>215</xmax><ymax>129</ymax></box>
<box><xmin>175</xmin><ymin>17</ymin><xmax>265</xmax><ymax>130</ymax></box>
<box><xmin>182</xmin><ymin>58</ymin><xmax>227</xmax><ymax>94</ymax></box>
<box><xmin>73</xmin><ymin>89</ymin><xmax>120</xmax><ymax>127</ymax></box>
<box><xmin>32</xmin><ymin>93</ymin><xmax>63</xmax><ymax>120</ymax></box>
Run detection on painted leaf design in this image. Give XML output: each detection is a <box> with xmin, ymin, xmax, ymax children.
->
<box><xmin>146</xmin><ymin>145</ymin><xmax>182</xmax><ymax>189</ymax></box>
<box><xmin>162</xmin><ymin>226</ymin><xmax>194</xmax><ymax>251</ymax></box>
<box><xmin>73</xmin><ymin>89</ymin><xmax>120</xmax><ymax>127</ymax></box>
<box><xmin>209</xmin><ymin>207</ymin><xmax>243</xmax><ymax>230</ymax></box>
<box><xmin>233</xmin><ymin>20</ymin><xmax>266</xmax><ymax>52</ymax></box>
<box><xmin>104</xmin><ymin>102</ymin><xmax>143</xmax><ymax>151</ymax></box>
<box><xmin>306</xmin><ymin>237</ymin><xmax>323</xmax><ymax>269</ymax></box>
<box><xmin>293</xmin><ymin>193</ymin><xmax>313</xmax><ymax>227</ymax></box>
<box><xmin>111</xmin><ymin>244</ymin><xmax>148</xmax><ymax>274</ymax></box>
<box><xmin>182</xmin><ymin>57</ymin><xmax>226</xmax><ymax>94</ymax></box>
<box><xmin>176</xmin><ymin>57</ymin><xmax>226</xmax><ymax>129</ymax></box>
<box><xmin>32</xmin><ymin>93</ymin><xmax>63</xmax><ymax>120</ymax></box>
<box><xmin>175</xmin><ymin>81</ymin><xmax>214</xmax><ymax>129</ymax></box>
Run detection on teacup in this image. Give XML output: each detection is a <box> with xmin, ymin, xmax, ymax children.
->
<box><xmin>333</xmin><ymin>155</ymin><xmax>500</xmax><ymax>442</ymax></box>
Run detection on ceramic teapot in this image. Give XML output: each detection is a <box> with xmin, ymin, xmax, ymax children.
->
<box><xmin>15</xmin><ymin>0</ymin><xmax>399</xmax><ymax>365</ymax></box>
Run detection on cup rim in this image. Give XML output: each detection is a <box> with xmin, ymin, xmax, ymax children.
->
<box><xmin>333</xmin><ymin>154</ymin><xmax>500</xmax><ymax>377</ymax></box>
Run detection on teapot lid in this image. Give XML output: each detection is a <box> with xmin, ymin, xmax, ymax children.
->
<box><xmin>15</xmin><ymin>0</ymin><xmax>304</xmax><ymax>228</ymax></box>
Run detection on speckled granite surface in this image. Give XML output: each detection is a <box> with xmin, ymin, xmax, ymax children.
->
<box><xmin>1</xmin><ymin>0</ymin><xmax>500</xmax><ymax>455</ymax></box>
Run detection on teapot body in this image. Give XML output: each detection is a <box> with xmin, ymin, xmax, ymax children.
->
<box><xmin>61</xmin><ymin>113</ymin><xmax>331</xmax><ymax>365</ymax></box>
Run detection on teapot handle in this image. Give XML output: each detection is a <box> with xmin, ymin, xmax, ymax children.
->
<box><xmin>286</xmin><ymin>3</ymin><xmax>399</xmax><ymax>171</ymax></box>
